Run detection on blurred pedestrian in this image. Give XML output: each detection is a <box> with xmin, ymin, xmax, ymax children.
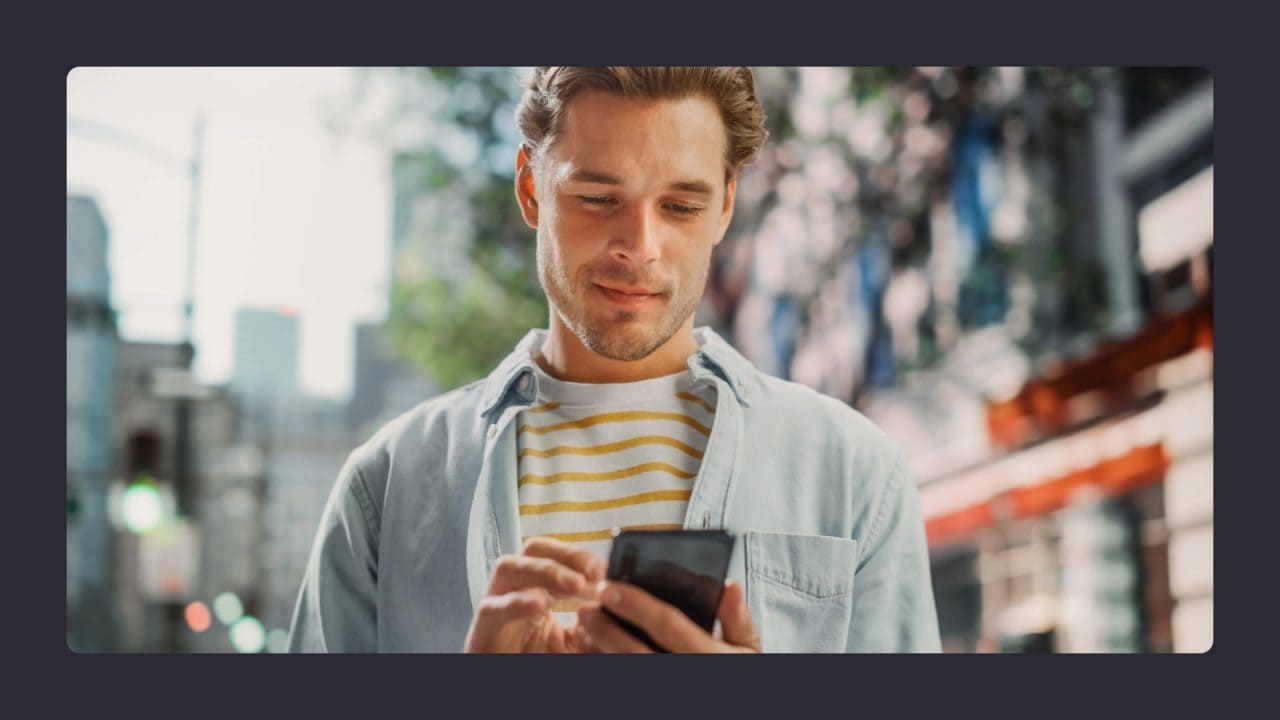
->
<box><xmin>288</xmin><ymin>67</ymin><xmax>940</xmax><ymax>653</ymax></box>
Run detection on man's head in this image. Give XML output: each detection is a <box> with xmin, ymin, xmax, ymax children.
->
<box><xmin>514</xmin><ymin>67</ymin><xmax>767</xmax><ymax>363</ymax></box>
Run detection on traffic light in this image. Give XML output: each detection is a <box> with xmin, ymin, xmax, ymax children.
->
<box><xmin>121</xmin><ymin>476</ymin><xmax>164</xmax><ymax>534</ymax></box>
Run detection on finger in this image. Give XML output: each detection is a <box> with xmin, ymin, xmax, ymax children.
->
<box><xmin>596</xmin><ymin>580</ymin><xmax>714</xmax><ymax>653</ymax></box>
<box><xmin>519</xmin><ymin>537</ymin><xmax>608</xmax><ymax>584</ymax></box>
<box><xmin>546</xmin><ymin>622</ymin><xmax>575</xmax><ymax>654</ymax></box>
<box><xmin>717</xmin><ymin>580</ymin><xmax>761</xmax><ymax>652</ymax></box>
<box><xmin>571</xmin><ymin>623</ymin><xmax>600</xmax><ymax>653</ymax></box>
<box><xmin>577</xmin><ymin>604</ymin><xmax>652</xmax><ymax>653</ymax></box>
<box><xmin>489</xmin><ymin>554</ymin><xmax>591</xmax><ymax>598</ymax></box>
<box><xmin>465</xmin><ymin>589</ymin><xmax>551</xmax><ymax>652</ymax></box>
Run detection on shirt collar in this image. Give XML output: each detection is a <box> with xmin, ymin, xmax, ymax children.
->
<box><xmin>480</xmin><ymin>326</ymin><xmax>753</xmax><ymax>418</ymax></box>
<box><xmin>687</xmin><ymin>326</ymin><xmax>753</xmax><ymax>407</ymax></box>
<box><xmin>479</xmin><ymin>328</ymin><xmax>545</xmax><ymax>418</ymax></box>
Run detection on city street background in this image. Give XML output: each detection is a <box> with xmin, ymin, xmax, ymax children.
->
<box><xmin>66</xmin><ymin>66</ymin><xmax>1213</xmax><ymax>653</ymax></box>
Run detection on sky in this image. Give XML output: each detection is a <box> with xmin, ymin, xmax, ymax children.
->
<box><xmin>67</xmin><ymin>67</ymin><xmax>394</xmax><ymax>400</ymax></box>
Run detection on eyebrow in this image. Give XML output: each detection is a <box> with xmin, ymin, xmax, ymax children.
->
<box><xmin>565</xmin><ymin>169</ymin><xmax>716</xmax><ymax>196</ymax></box>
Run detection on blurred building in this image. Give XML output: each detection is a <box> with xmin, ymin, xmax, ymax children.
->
<box><xmin>69</xmin><ymin>195</ymin><xmax>259</xmax><ymax>653</ymax></box>
<box><xmin>346</xmin><ymin>151</ymin><xmax>439</xmax><ymax>440</ymax></box>
<box><xmin>908</xmin><ymin>293</ymin><xmax>1211</xmax><ymax>652</ymax></box>
<box><xmin>231</xmin><ymin>307</ymin><xmax>301</xmax><ymax>407</ymax></box>
<box><xmin>223</xmin><ymin>305</ymin><xmax>365</xmax><ymax>646</ymax></box>
<box><xmin>864</xmin><ymin>70</ymin><xmax>1213</xmax><ymax>653</ymax></box>
<box><xmin>711</xmin><ymin>67</ymin><xmax>1212</xmax><ymax>653</ymax></box>
<box><xmin>66</xmin><ymin>194</ymin><xmax>120</xmax><ymax>651</ymax></box>
<box><xmin>349</xmin><ymin>319</ymin><xmax>435</xmax><ymax>440</ymax></box>
<box><xmin>186</xmin><ymin>439</ymin><xmax>266</xmax><ymax>652</ymax></box>
<box><xmin>255</xmin><ymin>395</ymin><xmax>353</xmax><ymax>634</ymax></box>
<box><xmin>112</xmin><ymin>339</ymin><xmax>247</xmax><ymax>651</ymax></box>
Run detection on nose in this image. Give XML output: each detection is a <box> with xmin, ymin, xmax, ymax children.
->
<box><xmin>609</xmin><ymin>203</ymin><xmax>661</xmax><ymax>266</ymax></box>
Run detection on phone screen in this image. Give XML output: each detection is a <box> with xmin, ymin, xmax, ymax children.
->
<box><xmin>605</xmin><ymin>529</ymin><xmax>735</xmax><ymax>652</ymax></box>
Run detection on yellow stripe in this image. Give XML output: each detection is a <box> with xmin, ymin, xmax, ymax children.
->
<box><xmin>675</xmin><ymin>391</ymin><xmax>715</xmax><ymax>414</ymax></box>
<box><xmin>525</xmin><ymin>401</ymin><xmax>560</xmax><ymax>414</ymax></box>
<box><xmin>518</xmin><ymin>461</ymin><xmax>695</xmax><ymax>487</ymax></box>
<box><xmin>518</xmin><ymin>411</ymin><xmax>710</xmax><ymax>437</ymax></box>
<box><xmin>519</xmin><ymin>489</ymin><xmax>693</xmax><ymax>516</ymax></box>
<box><xmin>521</xmin><ymin>523</ymin><xmax>686</xmax><ymax>544</ymax></box>
<box><xmin>519</xmin><ymin>435</ymin><xmax>704</xmax><ymax>460</ymax></box>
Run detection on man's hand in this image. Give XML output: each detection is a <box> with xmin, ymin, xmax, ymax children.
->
<box><xmin>574</xmin><ymin>579</ymin><xmax>761</xmax><ymax>653</ymax></box>
<box><xmin>463</xmin><ymin>537</ymin><xmax>605</xmax><ymax>653</ymax></box>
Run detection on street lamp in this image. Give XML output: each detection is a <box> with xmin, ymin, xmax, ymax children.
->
<box><xmin>68</xmin><ymin>113</ymin><xmax>205</xmax><ymax>517</ymax></box>
<box><xmin>69</xmin><ymin>112</ymin><xmax>207</xmax><ymax>652</ymax></box>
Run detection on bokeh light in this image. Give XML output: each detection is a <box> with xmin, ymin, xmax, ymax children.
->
<box><xmin>120</xmin><ymin>482</ymin><xmax>163</xmax><ymax>534</ymax></box>
<box><xmin>229</xmin><ymin>616</ymin><xmax>266</xmax><ymax>653</ymax></box>
<box><xmin>266</xmin><ymin>628</ymin><xmax>290</xmax><ymax>653</ymax></box>
<box><xmin>184</xmin><ymin>601</ymin><xmax>211</xmax><ymax>633</ymax></box>
<box><xmin>212</xmin><ymin>592</ymin><xmax>243</xmax><ymax>625</ymax></box>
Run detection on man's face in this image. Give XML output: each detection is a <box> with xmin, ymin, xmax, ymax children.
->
<box><xmin>518</xmin><ymin>90</ymin><xmax>737</xmax><ymax>362</ymax></box>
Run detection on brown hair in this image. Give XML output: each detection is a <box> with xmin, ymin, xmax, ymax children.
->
<box><xmin>516</xmin><ymin>66</ymin><xmax>768</xmax><ymax>181</ymax></box>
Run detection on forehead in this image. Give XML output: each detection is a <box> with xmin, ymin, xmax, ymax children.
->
<box><xmin>544</xmin><ymin>90</ymin><xmax>727</xmax><ymax>185</ymax></box>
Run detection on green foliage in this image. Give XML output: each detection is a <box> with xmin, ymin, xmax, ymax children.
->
<box><xmin>375</xmin><ymin>67</ymin><xmax>546</xmax><ymax>390</ymax></box>
<box><xmin>354</xmin><ymin>66</ymin><xmax>1121</xmax><ymax>393</ymax></box>
<box><xmin>388</xmin><ymin>263</ymin><xmax>546</xmax><ymax>391</ymax></box>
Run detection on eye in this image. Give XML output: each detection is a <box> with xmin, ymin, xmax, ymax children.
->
<box><xmin>665</xmin><ymin>202</ymin><xmax>706</xmax><ymax>217</ymax></box>
<box><xmin>578</xmin><ymin>195</ymin><xmax>616</xmax><ymax>207</ymax></box>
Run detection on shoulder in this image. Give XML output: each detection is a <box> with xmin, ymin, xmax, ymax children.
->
<box><xmin>342</xmin><ymin>379</ymin><xmax>490</xmax><ymax>494</ymax></box>
<box><xmin>748</xmin><ymin>371</ymin><xmax>905</xmax><ymax>467</ymax></box>
<box><xmin>747</xmin><ymin>371</ymin><xmax>901</xmax><ymax>450</ymax></box>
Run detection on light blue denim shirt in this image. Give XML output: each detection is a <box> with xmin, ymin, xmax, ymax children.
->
<box><xmin>288</xmin><ymin>327</ymin><xmax>941</xmax><ymax>653</ymax></box>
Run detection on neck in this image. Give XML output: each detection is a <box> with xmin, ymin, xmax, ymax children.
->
<box><xmin>536</xmin><ymin>316</ymin><xmax>700</xmax><ymax>384</ymax></box>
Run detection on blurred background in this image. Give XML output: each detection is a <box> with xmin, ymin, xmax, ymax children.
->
<box><xmin>66</xmin><ymin>66</ymin><xmax>1212</xmax><ymax>653</ymax></box>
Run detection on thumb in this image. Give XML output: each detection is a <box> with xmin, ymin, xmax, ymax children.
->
<box><xmin>464</xmin><ymin>589</ymin><xmax>550</xmax><ymax>652</ymax></box>
<box><xmin>717</xmin><ymin>580</ymin><xmax>760</xmax><ymax>651</ymax></box>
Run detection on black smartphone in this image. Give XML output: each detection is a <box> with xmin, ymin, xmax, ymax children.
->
<box><xmin>604</xmin><ymin>529</ymin><xmax>736</xmax><ymax>652</ymax></box>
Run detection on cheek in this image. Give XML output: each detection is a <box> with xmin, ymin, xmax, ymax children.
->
<box><xmin>677</xmin><ymin>241</ymin><xmax>715</xmax><ymax>288</ymax></box>
<box><xmin>539</xmin><ymin>223</ymin><xmax>590</xmax><ymax>284</ymax></box>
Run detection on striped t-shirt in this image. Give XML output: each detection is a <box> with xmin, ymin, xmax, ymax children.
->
<box><xmin>515</xmin><ymin>361</ymin><xmax>718</xmax><ymax>566</ymax></box>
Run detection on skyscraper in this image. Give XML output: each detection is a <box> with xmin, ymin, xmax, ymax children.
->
<box><xmin>231</xmin><ymin>308</ymin><xmax>300</xmax><ymax>404</ymax></box>
<box><xmin>345</xmin><ymin>152</ymin><xmax>438</xmax><ymax>439</ymax></box>
<box><xmin>66</xmin><ymin>194</ymin><xmax>120</xmax><ymax>651</ymax></box>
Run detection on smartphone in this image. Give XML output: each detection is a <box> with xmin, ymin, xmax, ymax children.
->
<box><xmin>604</xmin><ymin>529</ymin><xmax>735</xmax><ymax>652</ymax></box>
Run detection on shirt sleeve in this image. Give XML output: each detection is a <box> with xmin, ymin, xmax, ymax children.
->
<box><xmin>845</xmin><ymin>449</ymin><xmax>942</xmax><ymax>652</ymax></box>
<box><xmin>287</xmin><ymin>452</ymin><xmax>381</xmax><ymax>653</ymax></box>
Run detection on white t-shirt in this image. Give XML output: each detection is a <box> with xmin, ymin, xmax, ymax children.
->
<box><xmin>515</xmin><ymin>353</ymin><xmax>718</xmax><ymax>623</ymax></box>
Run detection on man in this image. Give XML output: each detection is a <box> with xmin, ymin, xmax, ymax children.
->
<box><xmin>288</xmin><ymin>67</ymin><xmax>941</xmax><ymax>653</ymax></box>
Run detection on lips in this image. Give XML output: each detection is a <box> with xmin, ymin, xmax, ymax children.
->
<box><xmin>594</xmin><ymin>283</ymin><xmax>661</xmax><ymax>308</ymax></box>
<box><xmin>597</xmin><ymin>283</ymin><xmax>658</xmax><ymax>296</ymax></box>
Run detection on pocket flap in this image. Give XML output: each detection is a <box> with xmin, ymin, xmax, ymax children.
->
<box><xmin>745</xmin><ymin>531</ymin><xmax>859</xmax><ymax>599</ymax></box>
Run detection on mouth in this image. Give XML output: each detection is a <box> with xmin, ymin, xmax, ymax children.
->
<box><xmin>594</xmin><ymin>283</ymin><xmax>662</xmax><ymax>309</ymax></box>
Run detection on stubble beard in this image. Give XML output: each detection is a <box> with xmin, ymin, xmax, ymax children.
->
<box><xmin>537</xmin><ymin>236</ymin><xmax>706</xmax><ymax>362</ymax></box>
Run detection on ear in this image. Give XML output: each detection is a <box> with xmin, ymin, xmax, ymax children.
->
<box><xmin>515</xmin><ymin>145</ymin><xmax>539</xmax><ymax>230</ymax></box>
<box><xmin>714</xmin><ymin>175</ymin><xmax>738</xmax><ymax>248</ymax></box>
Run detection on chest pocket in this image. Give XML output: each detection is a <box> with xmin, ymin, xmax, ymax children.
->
<box><xmin>743</xmin><ymin>531</ymin><xmax>859</xmax><ymax>653</ymax></box>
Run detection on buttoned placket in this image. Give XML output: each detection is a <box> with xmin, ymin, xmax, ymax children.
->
<box><xmin>683</xmin><ymin>351</ymin><xmax>745</xmax><ymax>532</ymax></box>
<box><xmin>465</xmin><ymin>368</ymin><xmax>537</xmax><ymax>614</ymax></box>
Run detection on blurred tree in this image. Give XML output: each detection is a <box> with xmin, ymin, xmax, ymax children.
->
<box><xmin>388</xmin><ymin>67</ymin><xmax>547</xmax><ymax>390</ymax></box>
<box><xmin>331</xmin><ymin>66</ymin><xmax>1120</xmax><ymax>398</ymax></box>
<box><xmin>714</xmin><ymin>66</ymin><xmax>1113</xmax><ymax>400</ymax></box>
<box><xmin>334</xmin><ymin>67</ymin><xmax>547</xmax><ymax>391</ymax></box>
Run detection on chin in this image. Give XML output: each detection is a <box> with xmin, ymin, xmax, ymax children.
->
<box><xmin>578</xmin><ymin>320</ymin><xmax>670</xmax><ymax>362</ymax></box>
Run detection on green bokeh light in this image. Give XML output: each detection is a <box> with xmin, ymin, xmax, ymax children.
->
<box><xmin>229</xmin><ymin>616</ymin><xmax>266</xmax><ymax>653</ymax></box>
<box><xmin>212</xmin><ymin>592</ymin><xmax>243</xmax><ymax>625</ymax></box>
<box><xmin>121</xmin><ymin>482</ymin><xmax>163</xmax><ymax>534</ymax></box>
<box><xmin>266</xmin><ymin>629</ymin><xmax>290</xmax><ymax>653</ymax></box>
